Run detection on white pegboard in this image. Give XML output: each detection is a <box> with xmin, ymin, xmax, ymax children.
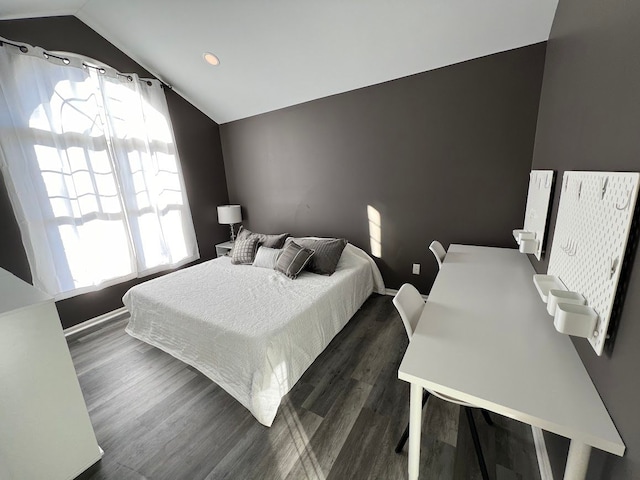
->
<box><xmin>548</xmin><ymin>171</ymin><xmax>640</xmax><ymax>355</ymax></box>
<box><xmin>521</xmin><ymin>170</ymin><xmax>555</xmax><ymax>260</ymax></box>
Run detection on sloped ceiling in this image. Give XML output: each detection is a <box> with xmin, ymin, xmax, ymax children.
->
<box><xmin>0</xmin><ymin>0</ymin><xmax>558</xmax><ymax>124</ymax></box>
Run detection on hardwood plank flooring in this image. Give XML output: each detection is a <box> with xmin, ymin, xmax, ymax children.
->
<box><xmin>70</xmin><ymin>294</ymin><xmax>542</xmax><ymax>480</ymax></box>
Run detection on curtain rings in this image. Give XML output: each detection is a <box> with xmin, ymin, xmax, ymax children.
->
<box><xmin>42</xmin><ymin>51</ymin><xmax>71</xmax><ymax>65</ymax></box>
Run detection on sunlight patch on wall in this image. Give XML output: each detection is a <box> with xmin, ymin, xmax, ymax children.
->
<box><xmin>367</xmin><ymin>205</ymin><xmax>382</xmax><ymax>258</ymax></box>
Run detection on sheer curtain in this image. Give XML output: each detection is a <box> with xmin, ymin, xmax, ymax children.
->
<box><xmin>0</xmin><ymin>38</ymin><xmax>199</xmax><ymax>299</ymax></box>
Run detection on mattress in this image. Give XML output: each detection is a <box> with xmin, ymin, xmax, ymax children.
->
<box><xmin>123</xmin><ymin>243</ymin><xmax>384</xmax><ymax>426</ymax></box>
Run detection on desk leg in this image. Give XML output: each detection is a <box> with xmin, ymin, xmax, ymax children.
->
<box><xmin>408</xmin><ymin>383</ymin><xmax>422</xmax><ymax>480</ymax></box>
<box><xmin>563</xmin><ymin>440</ymin><xmax>592</xmax><ymax>480</ymax></box>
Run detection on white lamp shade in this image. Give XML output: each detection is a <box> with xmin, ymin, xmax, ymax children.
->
<box><xmin>217</xmin><ymin>205</ymin><xmax>242</xmax><ymax>224</ymax></box>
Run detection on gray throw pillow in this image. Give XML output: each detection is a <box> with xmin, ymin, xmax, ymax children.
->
<box><xmin>275</xmin><ymin>241</ymin><xmax>314</xmax><ymax>279</ymax></box>
<box><xmin>236</xmin><ymin>226</ymin><xmax>289</xmax><ymax>249</ymax></box>
<box><xmin>230</xmin><ymin>237</ymin><xmax>261</xmax><ymax>265</ymax></box>
<box><xmin>287</xmin><ymin>237</ymin><xmax>348</xmax><ymax>275</ymax></box>
<box><xmin>252</xmin><ymin>246</ymin><xmax>282</xmax><ymax>269</ymax></box>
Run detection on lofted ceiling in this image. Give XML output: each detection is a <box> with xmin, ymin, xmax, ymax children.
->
<box><xmin>0</xmin><ymin>0</ymin><xmax>558</xmax><ymax>124</ymax></box>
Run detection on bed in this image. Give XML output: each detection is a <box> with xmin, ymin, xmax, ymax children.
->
<box><xmin>123</xmin><ymin>243</ymin><xmax>384</xmax><ymax>426</ymax></box>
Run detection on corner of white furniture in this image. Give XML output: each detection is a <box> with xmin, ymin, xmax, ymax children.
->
<box><xmin>215</xmin><ymin>240</ymin><xmax>234</xmax><ymax>257</ymax></box>
<box><xmin>0</xmin><ymin>268</ymin><xmax>102</xmax><ymax>480</ymax></box>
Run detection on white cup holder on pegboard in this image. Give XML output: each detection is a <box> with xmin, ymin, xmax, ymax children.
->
<box><xmin>553</xmin><ymin>304</ymin><xmax>598</xmax><ymax>338</ymax></box>
<box><xmin>547</xmin><ymin>290</ymin><xmax>585</xmax><ymax>316</ymax></box>
<box><xmin>541</xmin><ymin>171</ymin><xmax>640</xmax><ymax>355</ymax></box>
<box><xmin>513</xmin><ymin>230</ymin><xmax>539</xmax><ymax>253</ymax></box>
<box><xmin>533</xmin><ymin>274</ymin><xmax>566</xmax><ymax>303</ymax></box>
<box><xmin>513</xmin><ymin>230</ymin><xmax>534</xmax><ymax>242</ymax></box>
<box><xmin>519</xmin><ymin>238</ymin><xmax>538</xmax><ymax>254</ymax></box>
<box><xmin>534</xmin><ymin>274</ymin><xmax>600</xmax><ymax>339</ymax></box>
<box><xmin>514</xmin><ymin>170</ymin><xmax>555</xmax><ymax>260</ymax></box>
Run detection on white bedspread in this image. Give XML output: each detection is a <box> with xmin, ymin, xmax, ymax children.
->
<box><xmin>123</xmin><ymin>244</ymin><xmax>384</xmax><ymax>426</ymax></box>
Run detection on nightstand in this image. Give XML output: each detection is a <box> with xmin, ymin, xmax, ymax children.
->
<box><xmin>215</xmin><ymin>241</ymin><xmax>234</xmax><ymax>257</ymax></box>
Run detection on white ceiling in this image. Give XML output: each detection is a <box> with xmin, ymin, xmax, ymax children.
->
<box><xmin>1</xmin><ymin>0</ymin><xmax>558</xmax><ymax>124</ymax></box>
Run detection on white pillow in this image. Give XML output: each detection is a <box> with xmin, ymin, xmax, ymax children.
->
<box><xmin>252</xmin><ymin>246</ymin><xmax>282</xmax><ymax>269</ymax></box>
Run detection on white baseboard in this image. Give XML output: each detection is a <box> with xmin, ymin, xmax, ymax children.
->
<box><xmin>63</xmin><ymin>307</ymin><xmax>128</xmax><ymax>338</ymax></box>
<box><xmin>385</xmin><ymin>288</ymin><xmax>428</xmax><ymax>301</ymax></box>
<box><xmin>532</xmin><ymin>426</ymin><xmax>554</xmax><ymax>480</ymax></box>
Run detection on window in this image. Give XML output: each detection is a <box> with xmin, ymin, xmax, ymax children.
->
<box><xmin>0</xmin><ymin>40</ymin><xmax>199</xmax><ymax>299</ymax></box>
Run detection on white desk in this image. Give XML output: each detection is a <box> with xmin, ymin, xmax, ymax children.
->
<box><xmin>398</xmin><ymin>245</ymin><xmax>624</xmax><ymax>480</ymax></box>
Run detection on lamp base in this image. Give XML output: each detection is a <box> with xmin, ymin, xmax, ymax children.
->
<box><xmin>229</xmin><ymin>224</ymin><xmax>236</xmax><ymax>242</ymax></box>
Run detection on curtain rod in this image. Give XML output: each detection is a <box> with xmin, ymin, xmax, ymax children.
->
<box><xmin>0</xmin><ymin>38</ymin><xmax>28</xmax><ymax>52</ymax></box>
<box><xmin>0</xmin><ymin>38</ymin><xmax>172</xmax><ymax>90</ymax></box>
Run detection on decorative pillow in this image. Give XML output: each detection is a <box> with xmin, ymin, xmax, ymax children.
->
<box><xmin>230</xmin><ymin>237</ymin><xmax>261</xmax><ymax>265</ymax></box>
<box><xmin>235</xmin><ymin>225</ymin><xmax>252</xmax><ymax>242</ymax></box>
<box><xmin>286</xmin><ymin>237</ymin><xmax>348</xmax><ymax>275</ymax></box>
<box><xmin>275</xmin><ymin>241</ymin><xmax>315</xmax><ymax>279</ymax></box>
<box><xmin>236</xmin><ymin>226</ymin><xmax>289</xmax><ymax>249</ymax></box>
<box><xmin>252</xmin><ymin>246</ymin><xmax>282</xmax><ymax>269</ymax></box>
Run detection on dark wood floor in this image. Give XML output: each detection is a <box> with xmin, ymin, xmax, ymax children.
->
<box><xmin>69</xmin><ymin>294</ymin><xmax>542</xmax><ymax>480</ymax></box>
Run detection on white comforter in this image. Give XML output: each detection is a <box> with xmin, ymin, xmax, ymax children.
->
<box><xmin>123</xmin><ymin>244</ymin><xmax>384</xmax><ymax>426</ymax></box>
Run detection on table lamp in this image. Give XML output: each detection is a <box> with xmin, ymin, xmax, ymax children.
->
<box><xmin>217</xmin><ymin>205</ymin><xmax>242</xmax><ymax>242</ymax></box>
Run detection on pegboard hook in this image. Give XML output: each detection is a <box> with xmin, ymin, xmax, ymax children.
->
<box><xmin>561</xmin><ymin>238</ymin><xmax>578</xmax><ymax>256</ymax></box>
<box><xmin>610</xmin><ymin>256</ymin><xmax>619</xmax><ymax>280</ymax></box>
<box><xmin>601</xmin><ymin>177</ymin><xmax>608</xmax><ymax>200</ymax></box>
<box><xmin>616</xmin><ymin>189</ymin><xmax>632</xmax><ymax>211</ymax></box>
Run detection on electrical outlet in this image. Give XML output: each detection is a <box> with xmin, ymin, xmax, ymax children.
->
<box><xmin>412</xmin><ymin>263</ymin><xmax>420</xmax><ymax>275</ymax></box>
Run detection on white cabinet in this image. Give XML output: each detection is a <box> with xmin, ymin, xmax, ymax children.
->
<box><xmin>215</xmin><ymin>240</ymin><xmax>234</xmax><ymax>257</ymax></box>
<box><xmin>0</xmin><ymin>268</ymin><xmax>102</xmax><ymax>480</ymax></box>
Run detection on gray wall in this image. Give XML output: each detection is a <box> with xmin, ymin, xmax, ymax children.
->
<box><xmin>221</xmin><ymin>43</ymin><xmax>547</xmax><ymax>293</ymax></box>
<box><xmin>0</xmin><ymin>17</ymin><xmax>230</xmax><ymax>328</ymax></box>
<box><xmin>530</xmin><ymin>1</ymin><xmax>640</xmax><ymax>478</ymax></box>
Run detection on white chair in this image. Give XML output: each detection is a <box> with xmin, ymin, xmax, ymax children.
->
<box><xmin>429</xmin><ymin>240</ymin><xmax>447</xmax><ymax>269</ymax></box>
<box><xmin>393</xmin><ymin>283</ymin><xmax>492</xmax><ymax>480</ymax></box>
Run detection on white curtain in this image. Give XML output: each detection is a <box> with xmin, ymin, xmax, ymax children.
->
<box><xmin>0</xmin><ymin>39</ymin><xmax>199</xmax><ymax>299</ymax></box>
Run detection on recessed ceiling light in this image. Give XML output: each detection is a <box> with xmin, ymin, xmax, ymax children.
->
<box><xmin>203</xmin><ymin>52</ymin><xmax>220</xmax><ymax>66</ymax></box>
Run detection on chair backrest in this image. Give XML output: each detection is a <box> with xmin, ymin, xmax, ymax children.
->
<box><xmin>429</xmin><ymin>240</ymin><xmax>447</xmax><ymax>270</ymax></box>
<box><xmin>393</xmin><ymin>283</ymin><xmax>425</xmax><ymax>340</ymax></box>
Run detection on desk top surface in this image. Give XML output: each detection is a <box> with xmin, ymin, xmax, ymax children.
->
<box><xmin>398</xmin><ymin>244</ymin><xmax>624</xmax><ymax>455</ymax></box>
